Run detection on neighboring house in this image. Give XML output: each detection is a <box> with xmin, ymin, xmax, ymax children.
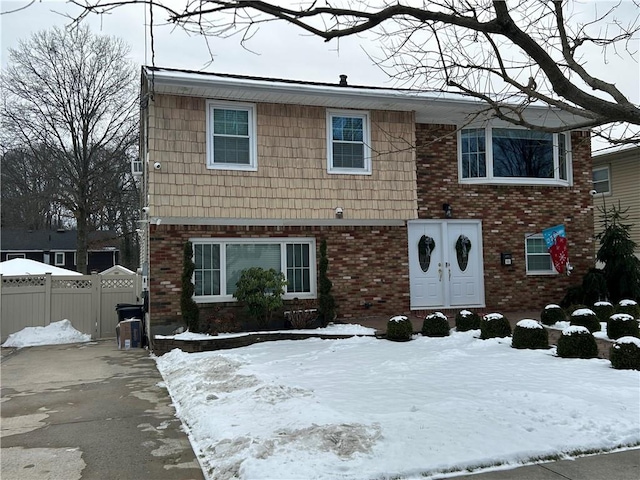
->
<box><xmin>138</xmin><ymin>67</ymin><xmax>594</xmax><ymax>334</ymax></box>
<box><xmin>592</xmin><ymin>146</ymin><xmax>640</xmax><ymax>259</ymax></box>
<box><xmin>0</xmin><ymin>229</ymin><xmax>120</xmax><ymax>273</ymax></box>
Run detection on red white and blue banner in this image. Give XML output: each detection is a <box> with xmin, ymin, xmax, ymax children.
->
<box><xmin>542</xmin><ymin>224</ymin><xmax>570</xmax><ymax>274</ymax></box>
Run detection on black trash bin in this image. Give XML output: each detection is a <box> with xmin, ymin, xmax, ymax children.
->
<box><xmin>115</xmin><ymin>303</ymin><xmax>147</xmax><ymax>347</ymax></box>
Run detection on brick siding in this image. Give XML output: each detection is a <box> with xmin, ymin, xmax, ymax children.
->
<box><xmin>415</xmin><ymin>124</ymin><xmax>594</xmax><ymax>311</ymax></box>
<box><xmin>149</xmin><ymin>224</ymin><xmax>409</xmax><ymax>327</ymax></box>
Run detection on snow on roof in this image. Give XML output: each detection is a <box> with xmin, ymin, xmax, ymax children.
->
<box><xmin>100</xmin><ymin>265</ymin><xmax>136</xmax><ymax>275</ymax></box>
<box><xmin>0</xmin><ymin>258</ymin><xmax>82</xmax><ymax>276</ymax></box>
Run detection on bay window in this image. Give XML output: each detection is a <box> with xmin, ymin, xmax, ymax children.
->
<box><xmin>460</xmin><ymin>127</ymin><xmax>571</xmax><ymax>185</ymax></box>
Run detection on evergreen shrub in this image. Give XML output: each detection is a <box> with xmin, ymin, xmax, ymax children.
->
<box><xmin>386</xmin><ymin>315</ymin><xmax>414</xmax><ymax>341</ymax></box>
<box><xmin>540</xmin><ymin>304</ymin><xmax>566</xmax><ymax>326</ymax></box>
<box><xmin>615</xmin><ymin>299</ymin><xmax>640</xmax><ymax>319</ymax></box>
<box><xmin>234</xmin><ymin>267</ymin><xmax>287</xmax><ymax>329</ymax></box>
<box><xmin>480</xmin><ymin>313</ymin><xmax>511</xmax><ymax>340</ymax></box>
<box><xmin>181</xmin><ymin>241</ymin><xmax>200</xmax><ymax>332</ymax></box>
<box><xmin>511</xmin><ymin>319</ymin><xmax>549</xmax><ymax>349</ymax></box>
<box><xmin>557</xmin><ymin>326</ymin><xmax>598</xmax><ymax>359</ymax></box>
<box><xmin>569</xmin><ymin>308</ymin><xmax>601</xmax><ymax>333</ymax></box>
<box><xmin>455</xmin><ymin>310</ymin><xmax>481</xmax><ymax>331</ymax></box>
<box><xmin>421</xmin><ymin>312</ymin><xmax>450</xmax><ymax>337</ymax></box>
<box><xmin>592</xmin><ymin>301</ymin><xmax>614</xmax><ymax>322</ymax></box>
<box><xmin>606</xmin><ymin>313</ymin><xmax>640</xmax><ymax>340</ymax></box>
<box><xmin>610</xmin><ymin>337</ymin><xmax>640</xmax><ymax>370</ymax></box>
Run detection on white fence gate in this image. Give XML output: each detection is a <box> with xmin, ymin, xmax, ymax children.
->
<box><xmin>0</xmin><ymin>273</ymin><xmax>142</xmax><ymax>343</ymax></box>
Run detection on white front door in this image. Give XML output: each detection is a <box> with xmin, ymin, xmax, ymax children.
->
<box><xmin>408</xmin><ymin>220</ymin><xmax>485</xmax><ymax>310</ymax></box>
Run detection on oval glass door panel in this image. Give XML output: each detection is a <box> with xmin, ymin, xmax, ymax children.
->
<box><xmin>456</xmin><ymin>235</ymin><xmax>472</xmax><ymax>271</ymax></box>
<box><xmin>418</xmin><ymin>235</ymin><xmax>435</xmax><ymax>272</ymax></box>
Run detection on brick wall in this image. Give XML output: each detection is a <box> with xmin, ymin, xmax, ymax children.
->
<box><xmin>149</xmin><ymin>224</ymin><xmax>409</xmax><ymax>328</ymax></box>
<box><xmin>415</xmin><ymin>124</ymin><xmax>594</xmax><ymax>311</ymax></box>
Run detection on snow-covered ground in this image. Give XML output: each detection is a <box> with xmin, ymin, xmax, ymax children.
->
<box><xmin>156</xmin><ymin>330</ymin><xmax>640</xmax><ymax>480</ymax></box>
<box><xmin>2</xmin><ymin>319</ymin><xmax>91</xmax><ymax>348</ymax></box>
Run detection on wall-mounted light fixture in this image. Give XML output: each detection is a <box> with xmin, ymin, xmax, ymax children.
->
<box><xmin>442</xmin><ymin>203</ymin><xmax>453</xmax><ymax>218</ymax></box>
<box><xmin>335</xmin><ymin>207</ymin><xmax>344</xmax><ymax>219</ymax></box>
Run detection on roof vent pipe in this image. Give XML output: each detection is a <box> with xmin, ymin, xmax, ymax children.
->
<box><xmin>339</xmin><ymin>74</ymin><xmax>348</xmax><ymax>86</ymax></box>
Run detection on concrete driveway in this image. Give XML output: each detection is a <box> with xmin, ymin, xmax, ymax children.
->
<box><xmin>1</xmin><ymin>340</ymin><xmax>204</xmax><ymax>480</ymax></box>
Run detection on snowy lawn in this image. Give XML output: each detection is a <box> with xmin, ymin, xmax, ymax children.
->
<box><xmin>156</xmin><ymin>331</ymin><xmax>640</xmax><ymax>480</ymax></box>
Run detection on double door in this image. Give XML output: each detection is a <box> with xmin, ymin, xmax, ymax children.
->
<box><xmin>408</xmin><ymin>220</ymin><xmax>484</xmax><ymax>309</ymax></box>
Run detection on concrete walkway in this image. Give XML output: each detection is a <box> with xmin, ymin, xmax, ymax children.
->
<box><xmin>1</xmin><ymin>341</ymin><xmax>203</xmax><ymax>480</ymax></box>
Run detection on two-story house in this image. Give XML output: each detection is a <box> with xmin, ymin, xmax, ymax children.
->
<box><xmin>592</xmin><ymin>146</ymin><xmax>640</xmax><ymax>260</ymax></box>
<box><xmin>138</xmin><ymin>67</ymin><xmax>594</xmax><ymax>335</ymax></box>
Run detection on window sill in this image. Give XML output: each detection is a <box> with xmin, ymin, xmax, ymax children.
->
<box><xmin>194</xmin><ymin>292</ymin><xmax>317</xmax><ymax>304</ymax></box>
<box><xmin>327</xmin><ymin>169</ymin><xmax>372</xmax><ymax>176</ymax></box>
<box><xmin>459</xmin><ymin>178</ymin><xmax>570</xmax><ymax>187</ymax></box>
<box><xmin>526</xmin><ymin>271</ymin><xmax>559</xmax><ymax>276</ymax></box>
<box><xmin>207</xmin><ymin>163</ymin><xmax>258</xmax><ymax>172</ymax></box>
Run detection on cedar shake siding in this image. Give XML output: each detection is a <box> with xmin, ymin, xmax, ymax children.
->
<box><xmin>149</xmin><ymin>224</ymin><xmax>409</xmax><ymax>328</ymax></box>
<box><xmin>415</xmin><ymin>124</ymin><xmax>595</xmax><ymax>311</ymax></box>
<box><xmin>147</xmin><ymin>95</ymin><xmax>417</xmax><ymax>221</ymax></box>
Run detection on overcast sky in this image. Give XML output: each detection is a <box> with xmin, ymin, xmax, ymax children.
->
<box><xmin>2</xmin><ymin>1</ymin><xmax>638</xmax><ymax>153</ymax></box>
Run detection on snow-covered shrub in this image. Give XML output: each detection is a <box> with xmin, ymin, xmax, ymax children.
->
<box><xmin>421</xmin><ymin>312</ymin><xmax>450</xmax><ymax>337</ymax></box>
<box><xmin>606</xmin><ymin>313</ymin><xmax>640</xmax><ymax>340</ymax></box>
<box><xmin>592</xmin><ymin>301</ymin><xmax>614</xmax><ymax>322</ymax></box>
<box><xmin>569</xmin><ymin>308</ymin><xmax>601</xmax><ymax>333</ymax></box>
<box><xmin>455</xmin><ymin>309</ymin><xmax>480</xmax><ymax>331</ymax></box>
<box><xmin>615</xmin><ymin>299</ymin><xmax>640</xmax><ymax>319</ymax></box>
<box><xmin>480</xmin><ymin>313</ymin><xmax>511</xmax><ymax>340</ymax></box>
<box><xmin>557</xmin><ymin>326</ymin><xmax>598</xmax><ymax>359</ymax></box>
<box><xmin>610</xmin><ymin>336</ymin><xmax>640</xmax><ymax>370</ymax></box>
<box><xmin>386</xmin><ymin>315</ymin><xmax>413</xmax><ymax>342</ymax></box>
<box><xmin>511</xmin><ymin>319</ymin><xmax>549</xmax><ymax>350</ymax></box>
<box><xmin>540</xmin><ymin>304</ymin><xmax>566</xmax><ymax>326</ymax></box>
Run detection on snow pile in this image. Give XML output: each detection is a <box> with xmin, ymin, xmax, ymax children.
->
<box><xmin>2</xmin><ymin>319</ymin><xmax>91</xmax><ymax>348</ymax></box>
<box><xmin>429</xmin><ymin>311</ymin><xmax>448</xmax><ymax>320</ymax></box>
<box><xmin>156</xmin><ymin>333</ymin><xmax>640</xmax><ymax>480</ymax></box>
<box><xmin>544</xmin><ymin>304</ymin><xmax>561</xmax><ymax>310</ymax></box>
<box><xmin>155</xmin><ymin>324</ymin><xmax>376</xmax><ymax>341</ymax></box>
<box><xmin>572</xmin><ymin>308</ymin><xmax>596</xmax><ymax>317</ymax></box>
<box><xmin>594</xmin><ymin>301</ymin><xmax>613</xmax><ymax>307</ymax></box>
<box><xmin>516</xmin><ymin>319</ymin><xmax>543</xmax><ymax>329</ymax></box>
<box><xmin>619</xmin><ymin>299</ymin><xmax>638</xmax><ymax>307</ymax></box>
<box><xmin>458</xmin><ymin>309</ymin><xmax>473</xmax><ymax>317</ymax></box>
<box><xmin>483</xmin><ymin>312</ymin><xmax>504</xmax><ymax>321</ymax></box>
<box><xmin>389</xmin><ymin>315</ymin><xmax>408</xmax><ymax>323</ymax></box>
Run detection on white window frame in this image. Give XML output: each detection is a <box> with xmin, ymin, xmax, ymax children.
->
<box><xmin>525</xmin><ymin>234</ymin><xmax>558</xmax><ymax>275</ymax></box>
<box><xmin>592</xmin><ymin>166</ymin><xmax>611</xmax><ymax>195</ymax></box>
<box><xmin>206</xmin><ymin>100</ymin><xmax>258</xmax><ymax>171</ymax></box>
<box><xmin>54</xmin><ymin>252</ymin><xmax>65</xmax><ymax>266</ymax></box>
<box><xmin>190</xmin><ymin>237</ymin><xmax>317</xmax><ymax>303</ymax></box>
<box><xmin>327</xmin><ymin>109</ymin><xmax>372</xmax><ymax>175</ymax></box>
<box><xmin>6</xmin><ymin>253</ymin><xmax>26</xmax><ymax>260</ymax></box>
<box><xmin>458</xmin><ymin>126</ymin><xmax>572</xmax><ymax>186</ymax></box>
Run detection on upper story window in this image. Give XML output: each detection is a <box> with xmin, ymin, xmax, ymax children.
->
<box><xmin>206</xmin><ymin>101</ymin><xmax>257</xmax><ymax>171</ymax></box>
<box><xmin>54</xmin><ymin>252</ymin><xmax>65</xmax><ymax>266</ymax></box>
<box><xmin>459</xmin><ymin>127</ymin><xmax>571</xmax><ymax>185</ymax></box>
<box><xmin>592</xmin><ymin>166</ymin><xmax>611</xmax><ymax>194</ymax></box>
<box><xmin>327</xmin><ymin>110</ymin><xmax>371</xmax><ymax>175</ymax></box>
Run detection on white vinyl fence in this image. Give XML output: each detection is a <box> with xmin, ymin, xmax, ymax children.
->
<box><xmin>0</xmin><ymin>273</ymin><xmax>142</xmax><ymax>343</ymax></box>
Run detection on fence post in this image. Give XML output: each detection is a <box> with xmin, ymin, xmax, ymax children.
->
<box><xmin>44</xmin><ymin>273</ymin><xmax>52</xmax><ymax>326</ymax></box>
<box><xmin>92</xmin><ymin>273</ymin><xmax>101</xmax><ymax>340</ymax></box>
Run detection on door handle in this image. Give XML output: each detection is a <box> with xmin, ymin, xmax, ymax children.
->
<box><xmin>438</xmin><ymin>263</ymin><xmax>442</xmax><ymax>281</ymax></box>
